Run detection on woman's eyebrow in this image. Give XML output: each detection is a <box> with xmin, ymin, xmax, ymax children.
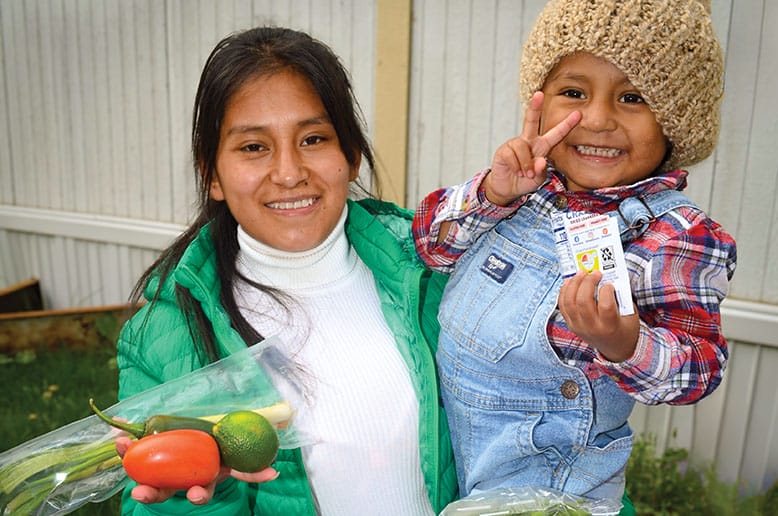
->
<box><xmin>225</xmin><ymin>116</ymin><xmax>331</xmax><ymax>136</ymax></box>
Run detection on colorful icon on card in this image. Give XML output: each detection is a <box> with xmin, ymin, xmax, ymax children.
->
<box><xmin>575</xmin><ymin>249</ymin><xmax>599</xmax><ymax>273</ymax></box>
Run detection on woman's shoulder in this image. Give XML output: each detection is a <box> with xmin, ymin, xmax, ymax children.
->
<box><xmin>119</xmin><ymin>228</ymin><xmax>219</xmax><ymax>387</ymax></box>
<box><xmin>141</xmin><ymin>226</ymin><xmax>219</xmax><ymax>300</ymax></box>
<box><xmin>347</xmin><ymin>198</ymin><xmax>416</xmax><ymax>255</ymax></box>
<box><xmin>349</xmin><ymin>197</ymin><xmax>413</xmax><ymax>222</ymax></box>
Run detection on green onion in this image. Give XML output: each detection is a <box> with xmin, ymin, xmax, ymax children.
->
<box><xmin>0</xmin><ymin>440</ymin><xmax>121</xmax><ymax>513</ymax></box>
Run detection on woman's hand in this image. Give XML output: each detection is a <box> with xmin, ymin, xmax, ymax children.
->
<box><xmin>485</xmin><ymin>91</ymin><xmax>581</xmax><ymax>205</ymax></box>
<box><xmin>115</xmin><ymin>436</ymin><xmax>279</xmax><ymax>505</ymax></box>
<box><xmin>558</xmin><ymin>270</ymin><xmax>640</xmax><ymax>362</ymax></box>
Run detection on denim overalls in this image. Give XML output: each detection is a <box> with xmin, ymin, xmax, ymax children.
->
<box><xmin>437</xmin><ymin>187</ymin><xmax>695</xmax><ymax>500</ymax></box>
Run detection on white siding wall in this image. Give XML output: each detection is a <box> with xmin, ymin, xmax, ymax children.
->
<box><xmin>1</xmin><ymin>0</ymin><xmax>776</xmax><ymax>495</ymax></box>
<box><xmin>0</xmin><ymin>0</ymin><xmax>376</xmax><ymax>307</ymax></box>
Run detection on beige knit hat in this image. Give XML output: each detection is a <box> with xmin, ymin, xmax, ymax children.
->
<box><xmin>520</xmin><ymin>0</ymin><xmax>724</xmax><ymax>171</ymax></box>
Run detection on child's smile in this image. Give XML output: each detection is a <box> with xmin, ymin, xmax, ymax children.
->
<box><xmin>574</xmin><ymin>145</ymin><xmax>622</xmax><ymax>159</ymax></box>
<box><xmin>540</xmin><ymin>52</ymin><xmax>667</xmax><ymax>192</ymax></box>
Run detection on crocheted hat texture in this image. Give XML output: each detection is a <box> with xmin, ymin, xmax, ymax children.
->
<box><xmin>520</xmin><ymin>0</ymin><xmax>723</xmax><ymax>171</ymax></box>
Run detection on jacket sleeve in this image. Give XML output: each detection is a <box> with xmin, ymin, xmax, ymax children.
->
<box><xmin>116</xmin><ymin>301</ymin><xmax>202</xmax><ymax>401</ymax></box>
<box><xmin>417</xmin><ymin>268</ymin><xmax>447</xmax><ymax>354</ymax></box>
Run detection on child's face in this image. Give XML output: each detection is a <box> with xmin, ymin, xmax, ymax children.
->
<box><xmin>540</xmin><ymin>52</ymin><xmax>667</xmax><ymax>192</ymax></box>
<box><xmin>209</xmin><ymin>69</ymin><xmax>358</xmax><ymax>252</ymax></box>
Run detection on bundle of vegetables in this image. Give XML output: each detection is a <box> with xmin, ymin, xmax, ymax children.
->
<box><xmin>0</xmin><ymin>400</ymin><xmax>291</xmax><ymax>514</ymax></box>
<box><xmin>0</xmin><ymin>337</ymin><xmax>307</xmax><ymax>515</ymax></box>
<box><xmin>90</xmin><ymin>399</ymin><xmax>285</xmax><ymax>484</ymax></box>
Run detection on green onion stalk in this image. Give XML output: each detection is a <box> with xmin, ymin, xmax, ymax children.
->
<box><xmin>0</xmin><ymin>439</ymin><xmax>122</xmax><ymax>514</ymax></box>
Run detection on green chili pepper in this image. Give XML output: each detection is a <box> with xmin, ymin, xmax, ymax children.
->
<box><xmin>89</xmin><ymin>398</ymin><xmax>215</xmax><ymax>438</ymax></box>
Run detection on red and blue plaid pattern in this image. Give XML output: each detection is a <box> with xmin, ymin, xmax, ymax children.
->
<box><xmin>412</xmin><ymin>168</ymin><xmax>737</xmax><ymax>405</ymax></box>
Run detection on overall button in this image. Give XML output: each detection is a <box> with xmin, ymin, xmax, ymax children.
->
<box><xmin>554</xmin><ymin>196</ymin><xmax>568</xmax><ymax>209</ymax></box>
<box><xmin>560</xmin><ymin>380</ymin><xmax>580</xmax><ymax>399</ymax></box>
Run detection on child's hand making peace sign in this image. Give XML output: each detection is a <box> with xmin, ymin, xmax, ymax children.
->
<box><xmin>484</xmin><ymin>91</ymin><xmax>581</xmax><ymax>206</ymax></box>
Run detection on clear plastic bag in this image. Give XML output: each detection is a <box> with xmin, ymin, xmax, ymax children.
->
<box><xmin>0</xmin><ymin>336</ymin><xmax>311</xmax><ymax>515</ymax></box>
<box><xmin>439</xmin><ymin>486</ymin><xmax>623</xmax><ymax>515</ymax></box>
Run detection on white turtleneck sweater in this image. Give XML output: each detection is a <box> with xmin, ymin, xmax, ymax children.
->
<box><xmin>233</xmin><ymin>207</ymin><xmax>434</xmax><ymax>516</ymax></box>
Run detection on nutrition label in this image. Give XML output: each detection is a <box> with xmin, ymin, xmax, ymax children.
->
<box><xmin>552</xmin><ymin>211</ymin><xmax>634</xmax><ymax>316</ymax></box>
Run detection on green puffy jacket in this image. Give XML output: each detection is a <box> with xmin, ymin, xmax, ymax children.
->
<box><xmin>117</xmin><ymin>198</ymin><xmax>459</xmax><ymax>515</ymax></box>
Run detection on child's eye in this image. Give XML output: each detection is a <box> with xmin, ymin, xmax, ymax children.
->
<box><xmin>620</xmin><ymin>93</ymin><xmax>645</xmax><ymax>104</ymax></box>
<box><xmin>561</xmin><ymin>89</ymin><xmax>585</xmax><ymax>99</ymax></box>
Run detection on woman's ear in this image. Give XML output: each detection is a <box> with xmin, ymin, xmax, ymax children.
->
<box><xmin>209</xmin><ymin>179</ymin><xmax>225</xmax><ymax>200</ymax></box>
<box><xmin>208</xmin><ymin>170</ymin><xmax>225</xmax><ymax>201</ymax></box>
<box><xmin>348</xmin><ymin>153</ymin><xmax>362</xmax><ymax>181</ymax></box>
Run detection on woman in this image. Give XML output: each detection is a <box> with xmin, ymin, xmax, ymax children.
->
<box><xmin>116</xmin><ymin>27</ymin><xmax>457</xmax><ymax>515</ymax></box>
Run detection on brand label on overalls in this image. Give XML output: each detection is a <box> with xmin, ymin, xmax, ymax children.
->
<box><xmin>479</xmin><ymin>253</ymin><xmax>514</xmax><ymax>284</ymax></box>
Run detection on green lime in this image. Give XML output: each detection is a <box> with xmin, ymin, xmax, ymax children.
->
<box><xmin>213</xmin><ymin>410</ymin><xmax>280</xmax><ymax>472</ymax></box>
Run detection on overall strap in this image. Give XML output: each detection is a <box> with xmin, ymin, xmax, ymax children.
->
<box><xmin>612</xmin><ymin>189</ymin><xmax>698</xmax><ymax>243</ymax></box>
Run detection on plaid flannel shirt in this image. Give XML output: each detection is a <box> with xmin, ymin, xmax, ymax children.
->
<box><xmin>412</xmin><ymin>168</ymin><xmax>737</xmax><ymax>405</ymax></box>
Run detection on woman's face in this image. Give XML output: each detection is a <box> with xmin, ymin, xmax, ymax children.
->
<box><xmin>210</xmin><ymin>70</ymin><xmax>358</xmax><ymax>252</ymax></box>
<box><xmin>540</xmin><ymin>52</ymin><xmax>667</xmax><ymax>192</ymax></box>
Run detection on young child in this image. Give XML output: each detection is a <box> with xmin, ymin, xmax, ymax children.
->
<box><xmin>413</xmin><ymin>0</ymin><xmax>737</xmax><ymax>508</ymax></box>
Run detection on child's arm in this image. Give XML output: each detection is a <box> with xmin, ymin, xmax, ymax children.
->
<box><xmin>413</xmin><ymin>92</ymin><xmax>581</xmax><ymax>273</ymax></box>
<box><xmin>560</xmin><ymin>213</ymin><xmax>737</xmax><ymax>405</ymax></box>
<box><xmin>412</xmin><ymin>170</ymin><xmax>523</xmax><ymax>272</ymax></box>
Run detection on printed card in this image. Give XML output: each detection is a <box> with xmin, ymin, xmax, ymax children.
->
<box><xmin>552</xmin><ymin>211</ymin><xmax>634</xmax><ymax>316</ymax></box>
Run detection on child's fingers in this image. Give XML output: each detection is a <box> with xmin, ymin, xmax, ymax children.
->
<box><xmin>559</xmin><ymin>271</ymin><xmax>583</xmax><ymax>314</ymax></box>
<box><xmin>186</xmin><ymin>483</ymin><xmax>216</xmax><ymax>505</ymax></box>
<box><xmin>532</xmin><ymin>109</ymin><xmax>582</xmax><ymax>158</ymax></box>
<box><xmin>532</xmin><ymin>156</ymin><xmax>548</xmax><ymax>177</ymax></box>
<box><xmin>596</xmin><ymin>282</ymin><xmax>618</xmax><ymax>314</ymax></box>
<box><xmin>559</xmin><ymin>270</ymin><xmax>599</xmax><ymax>318</ymax></box>
<box><xmin>231</xmin><ymin>467</ymin><xmax>280</xmax><ymax>484</ymax></box>
<box><xmin>575</xmin><ymin>271</ymin><xmax>601</xmax><ymax>312</ymax></box>
<box><xmin>517</xmin><ymin>90</ymin><xmax>581</xmax><ymax>171</ymax></box>
<box><xmin>492</xmin><ymin>141</ymin><xmax>521</xmax><ymax>173</ymax></box>
<box><xmin>114</xmin><ymin>436</ymin><xmax>133</xmax><ymax>457</ymax></box>
<box><xmin>493</xmin><ymin>138</ymin><xmax>534</xmax><ymax>176</ymax></box>
<box><xmin>519</xmin><ymin>91</ymin><xmax>545</xmax><ymax>141</ymax></box>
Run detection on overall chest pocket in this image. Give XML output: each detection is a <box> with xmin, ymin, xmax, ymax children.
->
<box><xmin>439</xmin><ymin>228</ymin><xmax>559</xmax><ymax>362</ymax></box>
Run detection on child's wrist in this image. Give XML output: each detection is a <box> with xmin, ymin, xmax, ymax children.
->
<box><xmin>482</xmin><ymin>170</ymin><xmax>518</xmax><ymax>206</ymax></box>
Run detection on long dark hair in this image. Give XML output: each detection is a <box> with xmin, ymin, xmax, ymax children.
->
<box><xmin>129</xmin><ymin>27</ymin><xmax>377</xmax><ymax>363</ymax></box>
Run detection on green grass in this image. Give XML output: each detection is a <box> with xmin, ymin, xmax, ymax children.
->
<box><xmin>0</xmin><ymin>345</ymin><xmax>122</xmax><ymax>515</ymax></box>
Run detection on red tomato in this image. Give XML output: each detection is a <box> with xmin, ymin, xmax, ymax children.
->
<box><xmin>122</xmin><ymin>429</ymin><xmax>221</xmax><ymax>490</ymax></box>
